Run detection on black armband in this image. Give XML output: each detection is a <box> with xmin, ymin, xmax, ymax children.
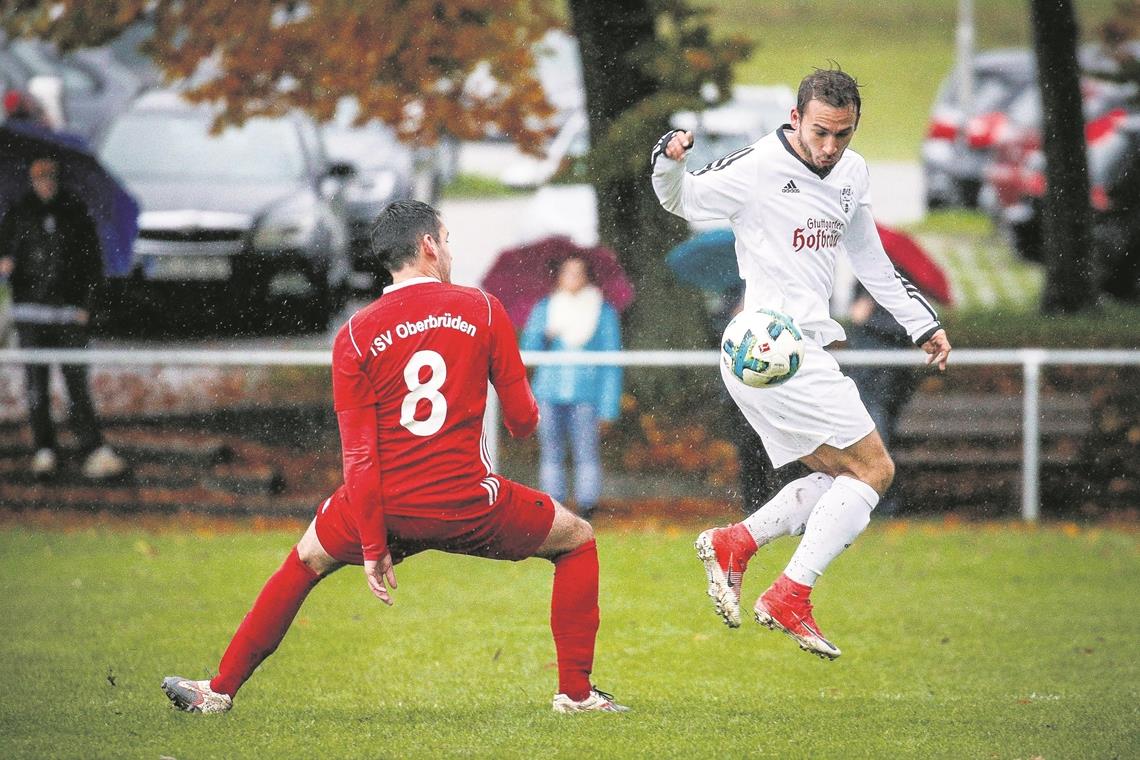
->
<box><xmin>913</xmin><ymin>324</ymin><xmax>942</xmax><ymax>347</ymax></box>
<box><xmin>650</xmin><ymin>129</ymin><xmax>691</xmax><ymax>168</ymax></box>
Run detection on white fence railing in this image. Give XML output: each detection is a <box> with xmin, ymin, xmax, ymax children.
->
<box><xmin>2</xmin><ymin>347</ymin><xmax>1138</xmax><ymax>521</ymax></box>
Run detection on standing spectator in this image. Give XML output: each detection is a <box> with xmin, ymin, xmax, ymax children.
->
<box><xmin>844</xmin><ymin>286</ymin><xmax>922</xmax><ymax>515</ymax></box>
<box><xmin>520</xmin><ymin>255</ymin><xmax>623</xmax><ymax>519</ymax></box>
<box><xmin>0</xmin><ymin>157</ymin><xmax>126</xmax><ymax>480</ymax></box>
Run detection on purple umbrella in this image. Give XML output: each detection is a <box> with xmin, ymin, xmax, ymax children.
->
<box><xmin>0</xmin><ymin>120</ymin><xmax>139</xmax><ymax>277</ymax></box>
<box><xmin>481</xmin><ymin>236</ymin><xmax>635</xmax><ymax>328</ymax></box>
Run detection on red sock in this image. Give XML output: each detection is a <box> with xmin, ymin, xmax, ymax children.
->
<box><xmin>724</xmin><ymin>522</ymin><xmax>758</xmax><ymax>558</ymax></box>
<box><xmin>211</xmin><ymin>547</ymin><xmax>321</xmax><ymax>697</ymax></box>
<box><xmin>550</xmin><ymin>539</ymin><xmax>599</xmax><ymax>702</ymax></box>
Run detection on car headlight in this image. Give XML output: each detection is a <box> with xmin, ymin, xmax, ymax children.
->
<box><xmin>253</xmin><ymin>194</ymin><xmax>319</xmax><ymax>250</ymax></box>
<box><xmin>344</xmin><ymin>169</ymin><xmax>398</xmax><ymax>204</ymax></box>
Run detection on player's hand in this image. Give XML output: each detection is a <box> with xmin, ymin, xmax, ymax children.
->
<box><xmin>0</xmin><ymin>257</ymin><xmax>12</xmax><ymax>277</ymax></box>
<box><xmin>363</xmin><ymin>553</ymin><xmax>397</xmax><ymax>605</ymax></box>
<box><xmin>665</xmin><ymin>130</ymin><xmax>694</xmax><ymax>161</ymax></box>
<box><xmin>921</xmin><ymin>329</ymin><xmax>952</xmax><ymax>371</ymax></box>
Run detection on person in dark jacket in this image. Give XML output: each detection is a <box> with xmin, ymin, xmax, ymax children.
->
<box><xmin>844</xmin><ymin>284</ymin><xmax>924</xmax><ymax>515</ymax></box>
<box><xmin>0</xmin><ymin>157</ymin><xmax>126</xmax><ymax>480</ymax></box>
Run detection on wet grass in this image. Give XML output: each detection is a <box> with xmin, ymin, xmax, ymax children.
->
<box><xmin>0</xmin><ymin>519</ymin><xmax>1137</xmax><ymax>758</ymax></box>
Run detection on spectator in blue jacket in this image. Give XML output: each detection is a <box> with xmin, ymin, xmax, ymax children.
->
<box><xmin>520</xmin><ymin>255</ymin><xmax>623</xmax><ymax>519</ymax></box>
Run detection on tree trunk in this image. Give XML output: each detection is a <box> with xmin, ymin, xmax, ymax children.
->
<box><xmin>1030</xmin><ymin>0</ymin><xmax>1099</xmax><ymax>314</ymax></box>
<box><xmin>567</xmin><ymin>0</ymin><xmax>714</xmax><ymax>407</ymax></box>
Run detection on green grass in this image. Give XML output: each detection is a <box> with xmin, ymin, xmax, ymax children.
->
<box><xmin>441</xmin><ymin>173</ymin><xmax>529</xmax><ymax>199</ymax></box>
<box><xmin>1</xmin><ymin>521</ymin><xmax>1138</xmax><ymax>759</ymax></box>
<box><xmin>715</xmin><ymin>0</ymin><xmax>1122</xmax><ymax>160</ymax></box>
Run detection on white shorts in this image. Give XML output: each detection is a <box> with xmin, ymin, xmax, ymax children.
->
<box><xmin>721</xmin><ymin>339</ymin><xmax>875</xmax><ymax>469</ymax></box>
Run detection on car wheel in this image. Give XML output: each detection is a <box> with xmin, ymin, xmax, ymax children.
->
<box><xmin>957</xmin><ymin>180</ymin><xmax>982</xmax><ymax>209</ymax></box>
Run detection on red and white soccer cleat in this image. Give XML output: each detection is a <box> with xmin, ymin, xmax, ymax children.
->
<box><xmin>753</xmin><ymin>574</ymin><xmax>841</xmax><ymax>660</ymax></box>
<box><xmin>552</xmin><ymin>687</ymin><xmax>630</xmax><ymax>713</ymax></box>
<box><xmin>161</xmin><ymin>676</ymin><xmax>233</xmax><ymax>714</ymax></box>
<box><xmin>695</xmin><ymin>525</ymin><xmax>756</xmax><ymax>628</ymax></box>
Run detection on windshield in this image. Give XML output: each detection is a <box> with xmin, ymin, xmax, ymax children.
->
<box><xmin>322</xmin><ymin>125</ymin><xmax>410</xmax><ymax>172</ymax></box>
<box><xmin>100</xmin><ymin>111</ymin><xmax>308</xmax><ymax>183</ymax></box>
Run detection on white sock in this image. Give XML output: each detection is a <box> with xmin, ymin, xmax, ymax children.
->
<box><xmin>742</xmin><ymin>473</ymin><xmax>835</xmax><ymax>547</ymax></box>
<box><xmin>784</xmin><ymin>475</ymin><xmax>879</xmax><ymax>587</ymax></box>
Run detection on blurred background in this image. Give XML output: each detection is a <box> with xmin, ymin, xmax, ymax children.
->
<box><xmin>0</xmin><ymin>0</ymin><xmax>1136</xmax><ymax>524</ymax></box>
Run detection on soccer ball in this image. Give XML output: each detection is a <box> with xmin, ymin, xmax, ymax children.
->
<box><xmin>721</xmin><ymin>308</ymin><xmax>805</xmax><ymax>388</ymax></box>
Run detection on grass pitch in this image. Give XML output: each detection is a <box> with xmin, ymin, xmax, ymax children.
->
<box><xmin>0</xmin><ymin>518</ymin><xmax>1136</xmax><ymax>759</ymax></box>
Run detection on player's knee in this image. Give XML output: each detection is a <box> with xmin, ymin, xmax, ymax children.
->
<box><xmin>566</xmin><ymin>513</ymin><xmax>595</xmax><ymax>548</ymax></box>
<box><xmin>881</xmin><ymin>453</ymin><xmax>896</xmax><ymax>491</ymax></box>
<box><xmin>563</xmin><ymin>514</ymin><xmax>596</xmax><ymax>554</ymax></box>
<box><xmin>295</xmin><ymin>531</ymin><xmax>339</xmax><ymax>576</ymax></box>
<box><xmin>295</xmin><ymin>544</ymin><xmax>331</xmax><ymax>575</ymax></box>
<box><xmin>869</xmin><ymin>453</ymin><xmax>895</xmax><ymax>495</ymax></box>
<box><xmin>537</xmin><ymin>504</ymin><xmax>595</xmax><ymax>559</ymax></box>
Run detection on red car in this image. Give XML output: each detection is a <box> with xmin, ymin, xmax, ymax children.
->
<box><xmin>980</xmin><ymin>77</ymin><xmax>1135</xmax><ymax>264</ymax></box>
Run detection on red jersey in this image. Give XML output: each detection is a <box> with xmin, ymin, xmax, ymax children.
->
<box><xmin>330</xmin><ymin>276</ymin><xmax>539</xmax><ymax>560</ymax></box>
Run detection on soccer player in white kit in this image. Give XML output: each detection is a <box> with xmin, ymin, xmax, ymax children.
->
<box><xmin>651</xmin><ymin>67</ymin><xmax>952</xmax><ymax>659</ymax></box>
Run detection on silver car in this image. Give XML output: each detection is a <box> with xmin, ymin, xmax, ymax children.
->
<box><xmin>98</xmin><ymin>90</ymin><xmax>352</xmax><ymax>334</ymax></box>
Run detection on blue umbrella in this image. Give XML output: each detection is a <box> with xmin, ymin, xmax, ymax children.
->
<box><xmin>665</xmin><ymin>227</ymin><xmax>740</xmax><ymax>294</ymax></box>
<box><xmin>0</xmin><ymin>120</ymin><xmax>139</xmax><ymax>277</ymax></box>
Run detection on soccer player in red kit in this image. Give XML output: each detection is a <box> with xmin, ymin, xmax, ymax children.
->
<box><xmin>161</xmin><ymin>200</ymin><xmax>627</xmax><ymax>715</ymax></box>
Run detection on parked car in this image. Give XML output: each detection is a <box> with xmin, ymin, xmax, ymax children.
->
<box><xmin>921</xmin><ymin>48</ymin><xmax>1036</xmax><ymax>210</ymax></box>
<box><xmin>981</xmin><ymin>77</ymin><xmax>1135</xmax><ymax>265</ymax></box>
<box><xmin>0</xmin><ymin>35</ymin><xmax>142</xmax><ymax>143</ymax></box>
<box><xmin>321</xmin><ymin>118</ymin><xmax>416</xmax><ymax>290</ymax></box>
<box><xmin>97</xmin><ymin>90</ymin><xmax>353</xmax><ymax>333</ymax></box>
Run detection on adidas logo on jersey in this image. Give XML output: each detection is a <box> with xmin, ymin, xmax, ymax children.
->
<box><xmin>781</xmin><ymin>180</ymin><xmax>800</xmax><ymax>194</ymax></box>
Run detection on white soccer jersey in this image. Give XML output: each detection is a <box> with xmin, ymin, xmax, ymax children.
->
<box><xmin>652</xmin><ymin>127</ymin><xmax>941</xmax><ymax>347</ymax></box>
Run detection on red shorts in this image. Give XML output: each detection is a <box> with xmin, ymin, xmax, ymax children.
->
<box><xmin>314</xmin><ymin>477</ymin><xmax>556</xmax><ymax>566</ymax></box>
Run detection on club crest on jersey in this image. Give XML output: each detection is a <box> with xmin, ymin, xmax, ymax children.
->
<box><xmin>841</xmin><ymin>184</ymin><xmax>853</xmax><ymax>213</ymax></box>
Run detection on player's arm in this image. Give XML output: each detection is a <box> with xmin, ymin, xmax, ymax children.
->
<box><xmin>336</xmin><ymin>405</ymin><xmax>396</xmax><ymax>604</ymax></box>
<box><xmin>650</xmin><ymin>129</ymin><xmax>755</xmax><ymax>222</ymax></box>
<box><xmin>486</xmin><ymin>293</ymin><xmax>539</xmax><ymax>437</ymax></box>
<box><xmin>845</xmin><ymin>206</ymin><xmax>952</xmax><ymax>370</ymax></box>
<box><xmin>331</xmin><ymin>326</ymin><xmax>397</xmax><ymax>603</ymax></box>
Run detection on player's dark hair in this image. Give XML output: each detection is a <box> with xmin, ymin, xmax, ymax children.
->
<box><xmin>370</xmin><ymin>199</ymin><xmax>442</xmax><ymax>272</ymax></box>
<box><xmin>797</xmin><ymin>65</ymin><xmax>861</xmax><ymax>123</ymax></box>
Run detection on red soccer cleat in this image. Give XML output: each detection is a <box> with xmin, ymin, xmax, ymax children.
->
<box><xmin>754</xmin><ymin>574</ymin><xmax>841</xmax><ymax>659</ymax></box>
<box><xmin>695</xmin><ymin>524</ymin><xmax>757</xmax><ymax>628</ymax></box>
